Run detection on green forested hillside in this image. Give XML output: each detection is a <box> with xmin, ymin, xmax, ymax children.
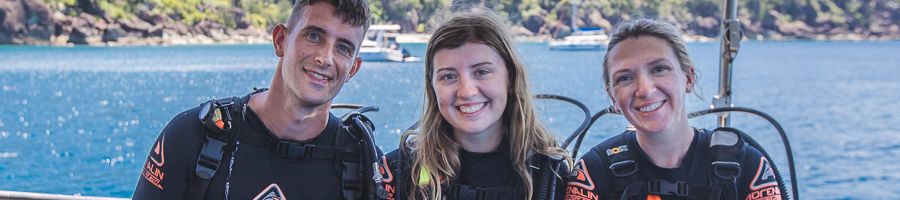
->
<box><xmin>1</xmin><ymin>0</ymin><xmax>897</xmax><ymax>45</ymax></box>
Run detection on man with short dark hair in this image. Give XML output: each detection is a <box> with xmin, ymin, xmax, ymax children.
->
<box><xmin>133</xmin><ymin>0</ymin><xmax>382</xmax><ymax>199</ymax></box>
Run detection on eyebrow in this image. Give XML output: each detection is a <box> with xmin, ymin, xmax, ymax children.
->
<box><xmin>435</xmin><ymin>67</ymin><xmax>456</xmax><ymax>74</ymax></box>
<box><xmin>435</xmin><ymin>61</ymin><xmax>493</xmax><ymax>73</ymax></box>
<box><xmin>470</xmin><ymin>62</ymin><xmax>493</xmax><ymax>68</ymax></box>
<box><xmin>645</xmin><ymin>58</ymin><xmax>669</xmax><ymax>67</ymax></box>
<box><xmin>299</xmin><ymin>25</ymin><xmax>358</xmax><ymax>51</ymax></box>
<box><xmin>611</xmin><ymin>58</ymin><xmax>668</xmax><ymax>76</ymax></box>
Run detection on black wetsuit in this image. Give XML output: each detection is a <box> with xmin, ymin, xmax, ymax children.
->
<box><xmin>565</xmin><ymin>129</ymin><xmax>784</xmax><ymax>200</ymax></box>
<box><xmin>133</xmin><ymin>92</ymin><xmax>375</xmax><ymax>199</ymax></box>
<box><xmin>381</xmin><ymin>140</ymin><xmax>566</xmax><ymax>200</ymax></box>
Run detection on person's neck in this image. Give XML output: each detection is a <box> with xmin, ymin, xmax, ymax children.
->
<box><xmin>635</xmin><ymin>118</ymin><xmax>694</xmax><ymax>169</ymax></box>
<box><xmin>454</xmin><ymin>123</ymin><xmax>506</xmax><ymax>153</ymax></box>
<box><xmin>249</xmin><ymin>83</ymin><xmax>330</xmax><ymax>142</ymax></box>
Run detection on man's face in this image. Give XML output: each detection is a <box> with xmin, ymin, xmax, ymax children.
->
<box><xmin>274</xmin><ymin>2</ymin><xmax>365</xmax><ymax>107</ymax></box>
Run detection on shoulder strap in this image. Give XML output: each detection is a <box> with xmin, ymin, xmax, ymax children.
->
<box><xmin>707</xmin><ymin>127</ymin><xmax>746</xmax><ymax>200</ymax></box>
<box><xmin>532</xmin><ymin>153</ymin><xmax>568</xmax><ymax>200</ymax></box>
<box><xmin>337</xmin><ymin>115</ymin><xmax>364</xmax><ymax>200</ymax></box>
<box><xmin>340</xmin><ymin>112</ymin><xmax>388</xmax><ymax>200</ymax></box>
<box><xmin>600</xmin><ymin>131</ymin><xmax>642</xmax><ymax>200</ymax></box>
<box><xmin>185</xmin><ymin>89</ymin><xmax>262</xmax><ymax>200</ymax></box>
<box><xmin>186</xmin><ymin>95</ymin><xmax>247</xmax><ymax>200</ymax></box>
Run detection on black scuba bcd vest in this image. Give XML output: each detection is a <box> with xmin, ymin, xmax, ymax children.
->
<box><xmin>601</xmin><ymin>128</ymin><xmax>746</xmax><ymax>200</ymax></box>
<box><xmin>188</xmin><ymin>89</ymin><xmax>382</xmax><ymax>200</ymax></box>
<box><xmin>389</xmin><ymin>146</ymin><xmax>569</xmax><ymax>200</ymax></box>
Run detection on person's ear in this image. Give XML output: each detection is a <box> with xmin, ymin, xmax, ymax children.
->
<box><xmin>685</xmin><ymin>67</ymin><xmax>695</xmax><ymax>93</ymax></box>
<box><xmin>606</xmin><ymin>86</ymin><xmax>620</xmax><ymax>113</ymax></box>
<box><xmin>273</xmin><ymin>24</ymin><xmax>287</xmax><ymax>57</ymax></box>
<box><xmin>347</xmin><ymin>57</ymin><xmax>363</xmax><ymax>82</ymax></box>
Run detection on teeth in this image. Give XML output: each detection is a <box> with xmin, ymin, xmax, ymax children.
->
<box><xmin>309</xmin><ymin>72</ymin><xmax>329</xmax><ymax>80</ymax></box>
<box><xmin>459</xmin><ymin>103</ymin><xmax>485</xmax><ymax>114</ymax></box>
<box><xmin>638</xmin><ymin>101</ymin><xmax>663</xmax><ymax>112</ymax></box>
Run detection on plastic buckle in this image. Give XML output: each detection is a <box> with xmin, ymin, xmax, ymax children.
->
<box><xmin>648</xmin><ymin>179</ymin><xmax>689</xmax><ymax>197</ymax></box>
<box><xmin>274</xmin><ymin>141</ymin><xmax>316</xmax><ymax>158</ymax></box>
<box><xmin>273</xmin><ymin>141</ymin><xmax>290</xmax><ymax>156</ymax></box>
<box><xmin>475</xmin><ymin>189</ymin><xmax>488</xmax><ymax>200</ymax></box>
<box><xmin>450</xmin><ymin>185</ymin><xmax>483</xmax><ymax>200</ymax></box>
<box><xmin>712</xmin><ymin>161</ymin><xmax>742</xmax><ymax>180</ymax></box>
<box><xmin>298</xmin><ymin>144</ymin><xmax>316</xmax><ymax>158</ymax></box>
<box><xmin>609</xmin><ymin>160</ymin><xmax>638</xmax><ymax>177</ymax></box>
<box><xmin>199</xmin><ymin>100</ymin><xmax>232</xmax><ymax>132</ymax></box>
<box><xmin>196</xmin><ymin>137</ymin><xmax>226</xmax><ymax>179</ymax></box>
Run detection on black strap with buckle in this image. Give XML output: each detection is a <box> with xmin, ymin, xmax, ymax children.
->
<box><xmin>236</xmin><ymin>129</ymin><xmax>351</xmax><ymax>161</ymax></box>
<box><xmin>648</xmin><ymin>179</ymin><xmax>689</xmax><ymax>197</ymax></box>
<box><xmin>187</xmin><ymin>96</ymin><xmax>243</xmax><ymax>200</ymax></box>
<box><xmin>447</xmin><ymin>184</ymin><xmax>512</xmax><ymax>200</ymax></box>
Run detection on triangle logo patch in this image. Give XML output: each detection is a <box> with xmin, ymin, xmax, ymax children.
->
<box><xmin>253</xmin><ymin>183</ymin><xmax>286</xmax><ymax>200</ymax></box>
<box><xmin>750</xmin><ymin>156</ymin><xmax>778</xmax><ymax>190</ymax></box>
<box><xmin>568</xmin><ymin>160</ymin><xmax>595</xmax><ymax>190</ymax></box>
<box><xmin>149</xmin><ymin>136</ymin><xmax>164</xmax><ymax>166</ymax></box>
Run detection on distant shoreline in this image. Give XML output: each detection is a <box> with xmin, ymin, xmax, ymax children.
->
<box><xmin>3</xmin><ymin>36</ymin><xmax>897</xmax><ymax>47</ymax></box>
<box><xmin>4</xmin><ymin>0</ymin><xmax>899</xmax><ymax>46</ymax></box>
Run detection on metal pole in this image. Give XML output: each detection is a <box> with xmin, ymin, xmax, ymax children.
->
<box><xmin>571</xmin><ymin>0</ymin><xmax>579</xmax><ymax>31</ymax></box>
<box><xmin>714</xmin><ymin>0</ymin><xmax>741</xmax><ymax>127</ymax></box>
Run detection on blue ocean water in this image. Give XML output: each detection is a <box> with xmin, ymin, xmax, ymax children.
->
<box><xmin>0</xmin><ymin>41</ymin><xmax>898</xmax><ymax>199</ymax></box>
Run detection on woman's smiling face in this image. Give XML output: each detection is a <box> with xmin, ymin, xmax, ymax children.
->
<box><xmin>605</xmin><ymin>36</ymin><xmax>694</xmax><ymax>134</ymax></box>
<box><xmin>431</xmin><ymin>42</ymin><xmax>509</xmax><ymax>137</ymax></box>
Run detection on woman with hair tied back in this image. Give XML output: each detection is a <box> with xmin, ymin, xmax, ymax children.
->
<box><xmin>378</xmin><ymin>7</ymin><xmax>570</xmax><ymax>200</ymax></box>
<box><xmin>564</xmin><ymin>19</ymin><xmax>787</xmax><ymax>200</ymax></box>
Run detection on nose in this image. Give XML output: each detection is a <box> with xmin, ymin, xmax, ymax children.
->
<box><xmin>314</xmin><ymin>45</ymin><xmax>335</xmax><ymax>68</ymax></box>
<box><xmin>634</xmin><ymin>76</ymin><xmax>657</xmax><ymax>98</ymax></box>
<box><xmin>456</xmin><ymin>75</ymin><xmax>478</xmax><ymax>99</ymax></box>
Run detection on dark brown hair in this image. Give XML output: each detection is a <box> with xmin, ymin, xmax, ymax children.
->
<box><xmin>287</xmin><ymin>0</ymin><xmax>371</xmax><ymax>32</ymax></box>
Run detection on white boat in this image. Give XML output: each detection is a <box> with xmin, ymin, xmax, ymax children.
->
<box><xmin>393</xmin><ymin>33</ymin><xmax>431</xmax><ymax>44</ymax></box>
<box><xmin>548</xmin><ymin>28</ymin><xmax>609</xmax><ymax>51</ymax></box>
<box><xmin>359</xmin><ymin>24</ymin><xmax>421</xmax><ymax>62</ymax></box>
<box><xmin>548</xmin><ymin>0</ymin><xmax>609</xmax><ymax>51</ymax></box>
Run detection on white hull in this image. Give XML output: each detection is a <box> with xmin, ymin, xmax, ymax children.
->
<box><xmin>359</xmin><ymin>47</ymin><xmax>406</xmax><ymax>62</ymax></box>
<box><xmin>548</xmin><ymin>42</ymin><xmax>607</xmax><ymax>51</ymax></box>
<box><xmin>360</xmin><ymin>25</ymin><xmax>421</xmax><ymax>62</ymax></box>
<box><xmin>548</xmin><ymin>29</ymin><xmax>609</xmax><ymax>51</ymax></box>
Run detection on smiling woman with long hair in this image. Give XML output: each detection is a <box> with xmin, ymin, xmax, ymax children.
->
<box><xmin>379</xmin><ymin>7</ymin><xmax>570</xmax><ymax>200</ymax></box>
<box><xmin>563</xmin><ymin>19</ymin><xmax>788</xmax><ymax>200</ymax></box>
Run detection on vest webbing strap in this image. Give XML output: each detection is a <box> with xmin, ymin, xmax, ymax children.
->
<box><xmin>447</xmin><ymin>184</ymin><xmax>514</xmax><ymax>200</ymax></box>
<box><xmin>607</xmin><ymin>129</ymin><xmax>741</xmax><ymax>200</ymax></box>
<box><xmin>186</xmin><ymin>96</ymin><xmax>244</xmax><ymax>200</ymax></box>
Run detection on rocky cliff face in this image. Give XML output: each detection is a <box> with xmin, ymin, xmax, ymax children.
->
<box><xmin>1</xmin><ymin>0</ymin><xmax>269</xmax><ymax>45</ymax></box>
<box><xmin>1</xmin><ymin>0</ymin><xmax>54</xmax><ymax>44</ymax></box>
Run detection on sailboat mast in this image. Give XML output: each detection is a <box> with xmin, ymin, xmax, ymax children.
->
<box><xmin>571</xmin><ymin>0</ymin><xmax>578</xmax><ymax>31</ymax></box>
<box><xmin>714</xmin><ymin>0</ymin><xmax>741</xmax><ymax>127</ymax></box>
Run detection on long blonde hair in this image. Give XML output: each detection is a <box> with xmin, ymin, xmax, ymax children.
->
<box><xmin>409</xmin><ymin>8</ymin><xmax>568</xmax><ymax>200</ymax></box>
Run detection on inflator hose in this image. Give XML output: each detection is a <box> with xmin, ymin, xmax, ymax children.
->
<box><xmin>689</xmin><ymin>107</ymin><xmax>798</xmax><ymax>200</ymax></box>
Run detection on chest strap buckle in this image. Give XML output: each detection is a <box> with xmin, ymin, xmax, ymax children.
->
<box><xmin>648</xmin><ymin>179</ymin><xmax>689</xmax><ymax>197</ymax></box>
<box><xmin>272</xmin><ymin>141</ymin><xmax>317</xmax><ymax>158</ymax></box>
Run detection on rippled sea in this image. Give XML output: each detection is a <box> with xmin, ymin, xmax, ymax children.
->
<box><xmin>1</xmin><ymin>41</ymin><xmax>898</xmax><ymax>199</ymax></box>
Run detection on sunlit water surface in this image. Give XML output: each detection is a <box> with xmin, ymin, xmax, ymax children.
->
<box><xmin>1</xmin><ymin>41</ymin><xmax>898</xmax><ymax>199</ymax></box>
